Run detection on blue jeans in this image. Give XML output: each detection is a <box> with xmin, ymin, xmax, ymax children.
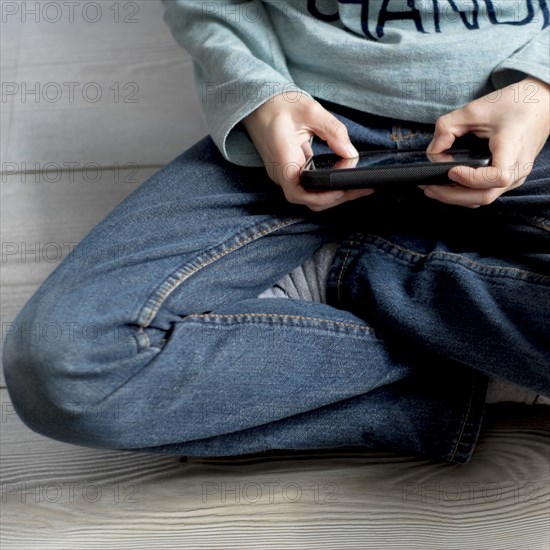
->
<box><xmin>3</xmin><ymin>104</ymin><xmax>550</xmax><ymax>464</ymax></box>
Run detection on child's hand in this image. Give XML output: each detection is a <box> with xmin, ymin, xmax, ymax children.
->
<box><xmin>425</xmin><ymin>76</ymin><xmax>550</xmax><ymax>208</ymax></box>
<box><xmin>242</xmin><ymin>93</ymin><xmax>374</xmax><ymax>211</ymax></box>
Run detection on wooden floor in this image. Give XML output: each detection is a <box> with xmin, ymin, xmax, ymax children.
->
<box><xmin>2</xmin><ymin>391</ymin><xmax>549</xmax><ymax>549</ymax></box>
<box><xmin>1</xmin><ymin>2</ymin><xmax>549</xmax><ymax>548</ymax></box>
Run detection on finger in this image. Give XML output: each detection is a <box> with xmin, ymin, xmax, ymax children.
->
<box><xmin>485</xmin><ymin>133</ymin><xmax>530</xmax><ymax>189</ymax></box>
<box><xmin>426</xmin><ymin>110</ymin><xmax>473</xmax><ymax>154</ymax></box>
<box><xmin>304</xmin><ymin>104</ymin><xmax>358</xmax><ymax>158</ymax></box>
<box><xmin>422</xmin><ymin>175</ymin><xmax>526</xmax><ymax>207</ymax></box>
<box><xmin>285</xmin><ymin>174</ymin><xmax>375</xmax><ymax>210</ymax></box>
<box><xmin>281</xmin><ymin>160</ymin><xmax>302</xmax><ymax>187</ymax></box>
<box><xmin>426</xmin><ymin>150</ymin><xmax>455</xmax><ymax>163</ymax></box>
<box><xmin>272</xmin><ymin>146</ymin><xmax>346</xmax><ymax>206</ymax></box>
<box><xmin>447</xmin><ymin>134</ymin><xmax>524</xmax><ymax>190</ymax></box>
<box><xmin>279</xmin><ymin>164</ymin><xmax>376</xmax><ymax>211</ymax></box>
<box><xmin>305</xmin><ymin>188</ymin><xmax>376</xmax><ymax>212</ymax></box>
<box><xmin>447</xmin><ymin>164</ymin><xmax>502</xmax><ymax>189</ymax></box>
<box><xmin>285</xmin><ymin>183</ymin><xmax>346</xmax><ymax>209</ymax></box>
<box><xmin>422</xmin><ymin>184</ymin><xmax>503</xmax><ymax>208</ymax></box>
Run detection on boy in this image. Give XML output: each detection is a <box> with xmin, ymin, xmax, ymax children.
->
<box><xmin>3</xmin><ymin>0</ymin><xmax>549</xmax><ymax>463</ymax></box>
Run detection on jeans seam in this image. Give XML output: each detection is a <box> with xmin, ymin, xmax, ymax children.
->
<box><xmin>187</xmin><ymin>312</ymin><xmax>375</xmax><ymax>334</ymax></box>
<box><xmin>362</xmin><ymin>234</ymin><xmax>550</xmax><ymax>284</ymax></box>
<box><xmin>336</xmin><ymin>239</ymin><xmax>357</xmax><ymax>306</ymax></box>
<box><xmin>137</xmin><ymin>217</ymin><xmax>304</xmax><ymax>328</ymax></box>
<box><xmin>449</xmin><ymin>374</ymin><xmax>476</xmax><ymax>462</ymax></box>
<box><xmin>485</xmin><ymin>208</ymin><xmax>550</xmax><ymax>233</ymax></box>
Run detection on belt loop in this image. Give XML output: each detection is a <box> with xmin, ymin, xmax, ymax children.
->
<box><xmin>390</xmin><ymin>122</ymin><xmax>402</xmax><ymax>148</ymax></box>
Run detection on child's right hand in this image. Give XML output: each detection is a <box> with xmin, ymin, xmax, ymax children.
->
<box><xmin>242</xmin><ymin>93</ymin><xmax>375</xmax><ymax>211</ymax></box>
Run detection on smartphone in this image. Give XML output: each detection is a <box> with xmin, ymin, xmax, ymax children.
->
<box><xmin>300</xmin><ymin>147</ymin><xmax>492</xmax><ymax>190</ymax></box>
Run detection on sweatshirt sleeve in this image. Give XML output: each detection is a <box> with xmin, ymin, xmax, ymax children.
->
<box><xmin>161</xmin><ymin>0</ymin><xmax>311</xmax><ymax>167</ymax></box>
<box><xmin>491</xmin><ymin>30</ymin><xmax>550</xmax><ymax>89</ymax></box>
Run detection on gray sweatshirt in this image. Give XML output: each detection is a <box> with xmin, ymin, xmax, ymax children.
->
<box><xmin>161</xmin><ymin>0</ymin><xmax>549</xmax><ymax>166</ymax></box>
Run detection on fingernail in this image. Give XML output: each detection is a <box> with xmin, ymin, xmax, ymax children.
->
<box><xmin>424</xmin><ymin>186</ymin><xmax>436</xmax><ymax>198</ymax></box>
<box><xmin>449</xmin><ymin>167</ymin><xmax>462</xmax><ymax>181</ymax></box>
<box><xmin>346</xmin><ymin>144</ymin><xmax>359</xmax><ymax>157</ymax></box>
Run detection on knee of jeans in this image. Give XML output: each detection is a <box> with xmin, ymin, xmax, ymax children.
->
<box><xmin>2</xmin><ymin>295</ymin><xmax>148</xmax><ymax>448</ymax></box>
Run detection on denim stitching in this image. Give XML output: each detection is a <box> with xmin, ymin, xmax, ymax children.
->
<box><xmin>362</xmin><ymin>234</ymin><xmax>550</xmax><ymax>284</ymax></box>
<box><xmin>138</xmin><ymin>217</ymin><xmax>303</xmax><ymax>328</ymax></box>
<box><xmin>484</xmin><ymin>208</ymin><xmax>550</xmax><ymax>233</ymax></box>
<box><xmin>336</xmin><ymin>239</ymin><xmax>356</xmax><ymax>306</ymax></box>
<box><xmin>449</xmin><ymin>375</ymin><xmax>476</xmax><ymax>462</ymax></box>
<box><xmin>187</xmin><ymin>312</ymin><xmax>375</xmax><ymax>334</ymax></box>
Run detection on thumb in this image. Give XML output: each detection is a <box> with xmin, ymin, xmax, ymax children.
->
<box><xmin>427</xmin><ymin>110</ymin><xmax>470</xmax><ymax>154</ymax></box>
<box><xmin>307</xmin><ymin>107</ymin><xmax>359</xmax><ymax>158</ymax></box>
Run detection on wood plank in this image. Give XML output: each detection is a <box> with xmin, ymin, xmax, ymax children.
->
<box><xmin>1</xmin><ymin>390</ymin><xmax>549</xmax><ymax>549</ymax></box>
<box><xmin>0</xmin><ymin>15</ymin><xmax>20</xmax><ymax>160</ymax></box>
<box><xmin>1</xmin><ymin>0</ymin><xmax>208</xmax><ymax>168</ymax></box>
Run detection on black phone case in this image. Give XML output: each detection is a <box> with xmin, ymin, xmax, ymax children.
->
<box><xmin>301</xmin><ymin>157</ymin><xmax>491</xmax><ymax>190</ymax></box>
